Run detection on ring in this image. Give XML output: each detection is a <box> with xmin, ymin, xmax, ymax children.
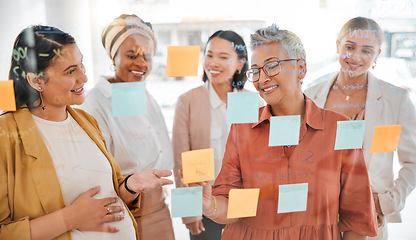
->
<box><xmin>106</xmin><ymin>206</ymin><xmax>111</xmax><ymax>214</ymax></box>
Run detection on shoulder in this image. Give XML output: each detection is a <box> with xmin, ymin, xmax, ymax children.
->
<box><xmin>179</xmin><ymin>86</ymin><xmax>207</xmax><ymax>100</ymax></box>
<box><xmin>70</xmin><ymin>107</ymin><xmax>100</xmax><ymax>129</ymax></box>
<box><xmin>370</xmin><ymin>76</ymin><xmax>408</xmax><ymax>98</ymax></box>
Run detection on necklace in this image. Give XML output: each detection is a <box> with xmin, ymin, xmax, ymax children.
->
<box><xmin>333</xmin><ymin>81</ymin><xmax>367</xmax><ymax>101</ymax></box>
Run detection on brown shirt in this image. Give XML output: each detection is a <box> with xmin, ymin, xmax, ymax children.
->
<box><xmin>212</xmin><ymin>96</ymin><xmax>377</xmax><ymax>239</ymax></box>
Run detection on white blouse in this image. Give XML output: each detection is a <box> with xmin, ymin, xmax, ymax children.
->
<box><xmin>205</xmin><ymin>82</ymin><xmax>233</xmax><ymax>178</ymax></box>
<box><xmin>80</xmin><ymin>76</ymin><xmax>173</xmax><ymax>176</ymax></box>
<box><xmin>32</xmin><ymin>113</ymin><xmax>136</xmax><ymax>240</ymax></box>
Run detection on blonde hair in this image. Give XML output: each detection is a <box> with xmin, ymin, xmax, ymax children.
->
<box><xmin>337</xmin><ymin>17</ymin><xmax>383</xmax><ymax>46</ymax></box>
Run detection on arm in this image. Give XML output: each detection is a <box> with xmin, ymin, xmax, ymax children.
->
<box><xmin>339</xmin><ymin>149</ymin><xmax>378</xmax><ymax>237</ymax></box>
<box><xmin>343</xmin><ymin>231</ymin><xmax>367</xmax><ymax>240</ymax></box>
<box><xmin>200</xmin><ymin>182</ymin><xmax>238</xmax><ymax>225</ymax></box>
<box><xmin>205</xmin><ymin>124</ymin><xmax>243</xmax><ymax>225</ymax></box>
<box><xmin>378</xmin><ymin>91</ymin><xmax>416</xmax><ymax>216</ymax></box>
<box><xmin>171</xmin><ymin>93</ymin><xmax>204</xmax><ymax>233</ymax></box>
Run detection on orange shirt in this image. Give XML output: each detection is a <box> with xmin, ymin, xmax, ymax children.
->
<box><xmin>212</xmin><ymin>96</ymin><xmax>377</xmax><ymax>240</ymax></box>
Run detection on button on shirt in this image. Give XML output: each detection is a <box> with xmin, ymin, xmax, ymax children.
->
<box><xmin>81</xmin><ymin>76</ymin><xmax>173</xmax><ymax>176</ymax></box>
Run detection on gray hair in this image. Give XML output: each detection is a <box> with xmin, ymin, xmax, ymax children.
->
<box><xmin>250</xmin><ymin>24</ymin><xmax>306</xmax><ymax>59</ymax></box>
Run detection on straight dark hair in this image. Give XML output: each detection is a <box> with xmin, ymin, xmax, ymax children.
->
<box><xmin>8</xmin><ymin>25</ymin><xmax>75</xmax><ymax>110</ymax></box>
<box><xmin>202</xmin><ymin>30</ymin><xmax>248</xmax><ymax>90</ymax></box>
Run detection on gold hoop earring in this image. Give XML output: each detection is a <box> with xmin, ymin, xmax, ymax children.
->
<box><xmin>39</xmin><ymin>90</ymin><xmax>46</xmax><ymax>111</ymax></box>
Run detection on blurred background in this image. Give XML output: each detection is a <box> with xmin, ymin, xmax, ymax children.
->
<box><xmin>1</xmin><ymin>0</ymin><xmax>415</xmax><ymax>239</ymax></box>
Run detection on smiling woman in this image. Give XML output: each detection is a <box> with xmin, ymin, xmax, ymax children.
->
<box><xmin>195</xmin><ymin>24</ymin><xmax>378</xmax><ymax>240</ymax></box>
<box><xmin>81</xmin><ymin>14</ymin><xmax>176</xmax><ymax>240</ymax></box>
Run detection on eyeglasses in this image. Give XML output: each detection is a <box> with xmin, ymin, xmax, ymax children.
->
<box><xmin>246</xmin><ymin>58</ymin><xmax>300</xmax><ymax>82</ymax></box>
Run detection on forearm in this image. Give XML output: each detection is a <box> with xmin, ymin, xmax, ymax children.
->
<box><xmin>119</xmin><ymin>183</ymin><xmax>140</xmax><ymax>206</ymax></box>
<box><xmin>204</xmin><ymin>196</ymin><xmax>238</xmax><ymax>225</ymax></box>
<box><xmin>29</xmin><ymin>207</ymin><xmax>70</xmax><ymax>240</ymax></box>
<box><xmin>343</xmin><ymin>231</ymin><xmax>367</xmax><ymax>240</ymax></box>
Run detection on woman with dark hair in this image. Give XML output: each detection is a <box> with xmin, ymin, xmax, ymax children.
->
<box><xmin>305</xmin><ymin>17</ymin><xmax>416</xmax><ymax>240</ymax></box>
<box><xmin>81</xmin><ymin>14</ymin><xmax>175</xmax><ymax>240</ymax></box>
<box><xmin>0</xmin><ymin>25</ymin><xmax>172</xmax><ymax>240</ymax></box>
<box><xmin>172</xmin><ymin>30</ymin><xmax>249</xmax><ymax>240</ymax></box>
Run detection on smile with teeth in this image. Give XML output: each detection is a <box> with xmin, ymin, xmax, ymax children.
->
<box><xmin>131</xmin><ymin>70</ymin><xmax>145</xmax><ymax>76</ymax></box>
<box><xmin>263</xmin><ymin>85</ymin><xmax>278</xmax><ymax>92</ymax></box>
<box><xmin>210</xmin><ymin>70</ymin><xmax>221</xmax><ymax>74</ymax></box>
<box><xmin>347</xmin><ymin>62</ymin><xmax>361</xmax><ymax>68</ymax></box>
<box><xmin>71</xmin><ymin>87</ymin><xmax>83</xmax><ymax>93</ymax></box>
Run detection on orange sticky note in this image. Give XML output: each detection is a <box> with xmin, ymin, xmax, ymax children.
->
<box><xmin>166</xmin><ymin>46</ymin><xmax>200</xmax><ymax>77</ymax></box>
<box><xmin>0</xmin><ymin>80</ymin><xmax>16</xmax><ymax>111</ymax></box>
<box><xmin>227</xmin><ymin>188</ymin><xmax>260</xmax><ymax>219</ymax></box>
<box><xmin>182</xmin><ymin>148</ymin><xmax>215</xmax><ymax>184</ymax></box>
<box><xmin>370</xmin><ymin>125</ymin><xmax>402</xmax><ymax>153</ymax></box>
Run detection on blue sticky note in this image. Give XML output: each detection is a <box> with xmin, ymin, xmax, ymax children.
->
<box><xmin>269</xmin><ymin>115</ymin><xmax>301</xmax><ymax>146</ymax></box>
<box><xmin>171</xmin><ymin>186</ymin><xmax>202</xmax><ymax>218</ymax></box>
<box><xmin>227</xmin><ymin>92</ymin><xmax>259</xmax><ymax>124</ymax></box>
<box><xmin>111</xmin><ymin>82</ymin><xmax>146</xmax><ymax>117</ymax></box>
<box><xmin>278</xmin><ymin>183</ymin><xmax>308</xmax><ymax>213</ymax></box>
<box><xmin>334</xmin><ymin>120</ymin><xmax>365</xmax><ymax>150</ymax></box>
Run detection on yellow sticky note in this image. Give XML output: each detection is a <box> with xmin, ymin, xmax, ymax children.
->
<box><xmin>0</xmin><ymin>80</ymin><xmax>16</xmax><ymax>111</ymax></box>
<box><xmin>182</xmin><ymin>148</ymin><xmax>215</xmax><ymax>184</ymax></box>
<box><xmin>370</xmin><ymin>125</ymin><xmax>402</xmax><ymax>153</ymax></box>
<box><xmin>166</xmin><ymin>46</ymin><xmax>200</xmax><ymax>77</ymax></box>
<box><xmin>227</xmin><ymin>188</ymin><xmax>260</xmax><ymax>219</ymax></box>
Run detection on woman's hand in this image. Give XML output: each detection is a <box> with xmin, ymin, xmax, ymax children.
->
<box><xmin>186</xmin><ymin>220</ymin><xmax>205</xmax><ymax>235</ymax></box>
<box><xmin>63</xmin><ymin>186</ymin><xmax>124</xmax><ymax>233</ymax></box>
<box><xmin>127</xmin><ymin>169</ymin><xmax>173</xmax><ymax>193</ymax></box>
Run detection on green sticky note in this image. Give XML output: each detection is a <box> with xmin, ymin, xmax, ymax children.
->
<box><xmin>278</xmin><ymin>183</ymin><xmax>308</xmax><ymax>213</ymax></box>
<box><xmin>227</xmin><ymin>92</ymin><xmax>259</xmax><ymax>124</ymax></box>
<box><xmin>269</xmin><ymin>115</ymin><xmax>300</xmax><ymax>146</ymax></box>
<box><xmin>111</xmin><ymin>82</ymin><xmax>146</xmax><ymax>117</ymax></box>
<box><xmin>171</xmin><ymin>186</ymin><xmax>202</xmax><ymax>218</ymax></box>
<box><xmin>334</xmin><ymin>120</ymin><xmax>365</xmax><ymax>150</ymax></box>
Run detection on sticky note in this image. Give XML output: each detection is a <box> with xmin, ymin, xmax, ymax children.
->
<box><xmin>0</xmin><ymin>80</ymin><xmax>16</xmax><ymax>111</ymax></box>
<box><xmin>171</xmin><ymin>186</ymin><xmax>202</xmax><ymax>218</ymax></box>
<box><xmin>227</xmin><ymin>188</ymin><xmax>260</xmax><ymax>219</ymax></box>
<box><xmin>227</xmin><ymin>92</ymin><xmax>259</xmax><ymax>124</ymax></box>
<box><xmin>182</xmin><ymin>148</ymin><xmax>215</xmax><ymax>184</ymax></box>
<box><xmin>278</xmin><ymin>183</ymin><xmax>308</xmax><ymax>214</ymax></box>
<box><xmin>111</xmin><ymin>82</ymin><xmax>146</xmax><ymax>117</ymax></box>
<box><xmin>370</xmin><ymin>125</ymin><xmax>402</xmax><ymax>153</ymax></box>
<box><xmin>334</xmin><ymin>120</ymin><xmax>365</xmax><ymax>150</ymax></box>
<box><xmin>269</xmin><ymin>115</ymin><xmax>301</xmax><ymax>146</ymax></box>
<box><xmin>166</xmin><ymin>46</ymin><xmax>200</xmax><ymax>77</ymax></box>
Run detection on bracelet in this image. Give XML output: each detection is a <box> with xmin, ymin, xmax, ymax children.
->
<box><xmin>212</xmin><ymin>196</ymin><xmax>218</xmax><ymax>216</ymax></box>
<box><xmin>124</xmin><ymin>174</ymin><xmax>137</xmax><ymax>195</ymax></box>
<box><xmin>206</xmin><ymin>196</ymin><xmax>218</xmax><ymax>218</ymax></box>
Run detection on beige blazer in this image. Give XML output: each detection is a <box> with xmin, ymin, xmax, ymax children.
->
<box><xmin>305</xmin><ymin>72</ymin><xmax>416</xmax><ymax>223</ymax></box>
<box><xmin>0</xmin><ymin>106</ymin><xmax>140</xmax><ymax>240</ymax></box>
<box><xmin>172</xmin><ymin>85</ymin><xmax>211</xmax><ymax>224</ymax></box>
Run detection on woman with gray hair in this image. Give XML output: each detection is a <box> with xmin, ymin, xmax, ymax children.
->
<box><xmin>194</xmin><ymin>24</ymin><xmax>378</xmax><ymax>239</ymax></box>
<box><xmin>81</xmin><ymin>14</ymin><xmax>175</xmax><ymax>240</ymax></box>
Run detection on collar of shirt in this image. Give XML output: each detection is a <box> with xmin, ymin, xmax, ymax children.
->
<box><xmin>251</xmin><ymin>94</ymin><xmax>324</xmax><ymax>131</ymax></box>
<box><xmin>96</xmin><ymin>76</ymin><xmax>113</xmax><ymax>98</ymax></box>
<box><xmin>206</xmin><ymin>81</ymin><xmax>226</xmax><ymax>110</ymax></box>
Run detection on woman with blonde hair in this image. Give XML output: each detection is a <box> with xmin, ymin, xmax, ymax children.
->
<box><xmin>305</xmin><ymin>17</ymin><xmax>416</xmax><ymax>240</ymax></box>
